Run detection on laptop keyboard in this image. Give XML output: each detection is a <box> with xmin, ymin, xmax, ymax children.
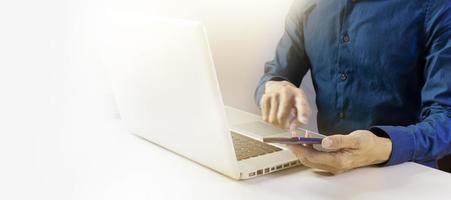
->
<box><xmin>231</xmin><ymin>132</ymin><xmax>282</xmax><ymax>161</ymax></box>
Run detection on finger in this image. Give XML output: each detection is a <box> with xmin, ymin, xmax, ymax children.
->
<box><xmin>261</xmin><ymin>95</ymin><xmax>270</xmax><ymax>121</ymax></box>
<box><xmin>302</xmin><ymin>129</ymin><xmax>311</xmax><ymax>147</ymax></box>
<box><xmin>322</xmin><ymin>134</ymin><xmax>362</xmax><ymax>150</ymax></box>
<box><xmin>329</xmin><ymin>170</ymin><xmax>347</xmax><ymax>175</ymax></box>
<box><xmin>302</xmin><ymin>159</ymin><xmax>338</xmax><ymax>173</ymax></box>
<box><xmin>276</xmin><ymin>94</ymin><xmax>293</xmax><ymax>129</ymax></box>
<box><xmin>288</xmin><ymin>144</ymin><xmax>341</xmax><ymax>165</ymax></box>
<box><xmin>294</xmin><ymin>95</ymin><xmax>311</xmax><ymax>125</ymax></box>
<box><xmin>286</xmin><ymin>144</ymin><xmax>313</xmax><ymax>159</ymax></box>
<box><xmin>304</xmin><ymin>129</ymin><xmax>310</xmax><ymax>138</ymax></box>
<box><xmin>287</xmin><ymin>144</ymin><xmax>323</xmax><ymax>161</ymax></box>
<box><xmin>288</xmin><ymin>143</ymin><xmax>356</xmax><ymax>174</ymax></box>
<box><xmin>289</xmin><ymin>117</ymin><xmax>299</xmax><ymax>137</ymax></box>
<box><xmin>268</xmin><ymin>95</ymin><xmax>279</xmax><ymax>126</ymax></box>
<box><xmin>287</xmin><ymin>145</ymin><xmax>338</xmax><ymax>171</ymax></box>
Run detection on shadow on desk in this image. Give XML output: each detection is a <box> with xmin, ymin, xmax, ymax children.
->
<box><xmin>239</xmin><ymin>163</ymin><xmax>446</xmax><ymax>200</ymax></box>
<box><xmin>439</xmin><ymin>154</ymin><xmax>451</xmax><ymax>173</ymax></box>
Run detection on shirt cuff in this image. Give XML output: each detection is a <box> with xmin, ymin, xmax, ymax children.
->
<box><xmin>369</xmin><ymin>126</ymin><xmax>415</xmax><ymax>166</ymax></box>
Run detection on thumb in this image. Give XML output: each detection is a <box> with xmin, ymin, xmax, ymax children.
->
<box><xmin>322</xmin><ymin>134</ymin><xmax>361</xmax><ymax>150</ymax></box>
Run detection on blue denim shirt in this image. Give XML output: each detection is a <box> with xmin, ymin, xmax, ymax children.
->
<box><xmin>255</xmin><ymin>0</ymin><xmax>451</xmax><ymax>168</ymax></box>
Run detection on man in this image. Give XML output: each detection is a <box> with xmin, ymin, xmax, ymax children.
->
<box><xmin>255</xmin><ymin>0</ymin><xmax>451</xmax><ymax>174</ymax></box>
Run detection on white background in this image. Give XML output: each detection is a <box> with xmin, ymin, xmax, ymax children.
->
<box><xmin>0</xmin><ymin>1</ymin><xmax>318</xmax><ymax>196</ymax></box>
<box><xmin>0</xmin><ymin>2</ymin><xmax>319</xmax><ymax>193</ymax></box>
<box><xmin>2</xmin><ymin>2</ymin><xmax>451</xmax><ymax>200</ymax></box>
<box><xmin>0</xmin><ymin>0</ymin><xmax>317</xmax><ymax>124</ymax></box>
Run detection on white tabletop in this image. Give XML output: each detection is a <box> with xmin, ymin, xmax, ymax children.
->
<box><xmin>1</xmin><ymin>115</ymin><xmax>450</xmax><ymax>200</ymax></box>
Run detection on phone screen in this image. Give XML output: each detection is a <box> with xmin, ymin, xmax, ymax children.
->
<box><xmin>263</xmin><ymin>137</ymin><xmax>323</xmax><ymax>144</ymax></box>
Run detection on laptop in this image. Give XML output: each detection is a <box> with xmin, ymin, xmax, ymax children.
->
<box><xmin>106</xmin><ymin>16</ymin><xmax>323</xmax><ymax>179</ymax></box>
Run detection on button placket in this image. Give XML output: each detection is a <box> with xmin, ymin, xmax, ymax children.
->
<box><xmin>342</xmin><ymin>33</ymin><xmax>350</xmax><ymax>43</ymax></box>
<box><xmin>335</xmin><ymin>1</ymin><xmax>353</xmax><ymax>118</ymax></box>
<box><xmin>338</xmin><ymin>112</ymin><xmax>345</xmax><ymax>119</ymax></box>
<box><xmin>340</xmin><ymin>73</ymin><xmax>348</xmax><ymax>81</ymax></box>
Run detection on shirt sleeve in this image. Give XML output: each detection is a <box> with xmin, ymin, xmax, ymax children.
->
<box><xmin>254</xmin><ymin>1</ymin><xmax>313</xmax><ymax>108</ymax></box>
<box><xmin>371</xmin><ymin>1</ymin><xmax>451</xmax><ymax>166</ymax></box>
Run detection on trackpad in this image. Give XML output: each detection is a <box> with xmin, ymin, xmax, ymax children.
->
<box><xmin>232</xmin><ymin>121</ymin><xmax>287</xmax><ymax>137</ymax></box>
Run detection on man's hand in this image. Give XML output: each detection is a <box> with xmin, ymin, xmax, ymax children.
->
<box><xmin>287</xmin><ymin>130</ymin><xmax>392</xmax><ymax>174</ymax></box>
<box><xmin>261</xmin><ymin>81</ymin><xmax>311</xmax><ymax>129</ymax></box>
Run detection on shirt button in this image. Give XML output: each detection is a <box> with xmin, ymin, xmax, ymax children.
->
<box><xmin>340</xmin><ymin>73</ymin><xmax>348</xmax><ymax>81</ymax></box>
<box><xmin>342</xmin><ymin>33</ymin><xmax>350</xmax><ymax>43</ymax></box>
<box><xmin>338</xmin><ymin>112</ymin><xmax>345</xmax><ymax>119</ymax></box>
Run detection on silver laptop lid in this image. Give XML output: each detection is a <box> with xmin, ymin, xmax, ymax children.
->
<box><xmin>106</xmin><ymin>16</ymin><xmax>240</xmax><ymax>179</ymax></box>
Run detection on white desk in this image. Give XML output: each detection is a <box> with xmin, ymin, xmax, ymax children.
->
<box><xmin>1</xmin><ymin>116</ymin><xmax>450</xmax><ymax>200</ymax></box>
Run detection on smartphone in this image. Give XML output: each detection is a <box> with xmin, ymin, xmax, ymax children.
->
<box><xmin>263</xmin><ymin>137</ymin><xmax>323</xmax><ymax>145</ymax></box>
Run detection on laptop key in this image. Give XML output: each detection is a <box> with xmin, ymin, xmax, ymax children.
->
<box><xmin>230</xmin><ymin>132</ymin><xmax>282</xmax><ymax>161</ymax></box>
